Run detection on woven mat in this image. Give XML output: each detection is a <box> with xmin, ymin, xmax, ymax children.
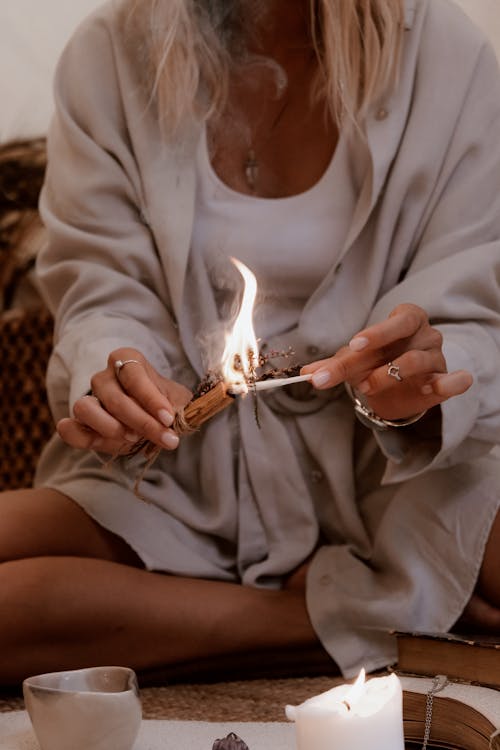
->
<box><xmin>0</xmin><ymin>676</ymin><xmax>343</xmax><ymax>722</ymax></box>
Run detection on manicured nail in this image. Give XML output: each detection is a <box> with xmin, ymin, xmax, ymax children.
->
<box><xmin>124</xmin><ymin>431</ymin><xmax>140</xmax><ymax>443</ymax></box>
<box><xmin>438</xmin><ymin>371</ymin><xmax>473</xmax><ymax>396</ymax></box>
<box><xmin>158</xmin><ymin>408</ymin><xmax>174</xmax><ymax>427</ymax></box>
<box><xmin>421</xmin><ymin>384</ymin><xmax>433</xmax><ymax>395</ymax></box>
<box><xmin>312</xmin><ymin>370</ymin><xmax>331</xmax><ymax>388</ymax></box>
<box><xmin>349</xmin><ymin>336</ymin><xmax>369</xmax><ymax>352</ymax></box>
<box><xmin>161</xmin><ymin>431</ymin><xmax>179</xmax><ymax>450</ymax></box>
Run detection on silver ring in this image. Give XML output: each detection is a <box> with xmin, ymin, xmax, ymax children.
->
<box><xmin>387</xmin><ymin>362</ymin><xmax>403</xmax><ymax>381</ymax></box>
<box><xmin>114</xmin><ymin>358</ymin><xmax>141</xmax><ymax>379</ymax></box>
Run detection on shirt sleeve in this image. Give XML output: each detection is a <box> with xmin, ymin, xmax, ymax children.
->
<box><xmin>36</xmin><ymin>14</ymin><xmax>183</xmax><ymax>421</ymax></box>
<box><xmin>365</xmin><ymin>41</ymin><xmax>500</xmax><ymax>483</ymax></box>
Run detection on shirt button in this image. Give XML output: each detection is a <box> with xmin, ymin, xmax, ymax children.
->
<box><xmin>375</xmin><ymin>107</ymin><xmax>389</xmax><ymax>121</ymax></box>
<box><xmin>307</xmin><ymin>345</ymin><xmax>320</xmax><ymax>357</ymax></box>
<box><xmin>320</xmin><ymin>574</ymin><xmax>332</xmax><ymax>586</ymax></box>
<box><xmin>311</xmin><ymin>469</ymin><xmax>324</xmax><ymax>484</ymax></box>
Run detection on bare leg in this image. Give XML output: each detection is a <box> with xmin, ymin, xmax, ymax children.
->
<box><xmin>0</xmin><ymin>488</ymin><xmax>142</xmax><ymax>566</ymax></box>
<box><xmin>0</xmin><ymin>557</ymin><xmax>316</xmax><ymax>684</ymax></box>
<box><xmin>455</xmin><ymin>507</ymin><xmax>500</xmax><ymax>633</ymax></box>
<box><xmin>0</xmin><ymin>489</ymin><xmax>320</xmax><ymax>685</ymax></box>
<box><xmin>478</xmin><ymin>507</ymin><xmax>500</xmax><ymax>607</ymax></box>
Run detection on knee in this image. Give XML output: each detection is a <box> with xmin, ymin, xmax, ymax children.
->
<box><xmin>0</xmin><ymin>488</ymin><xmax>38</xmax><ymax>563</ymax></box>
<box><xmin>0</xmin><ymin>489</ymin><xmax>69</xmax><ymax>563</ymax></box>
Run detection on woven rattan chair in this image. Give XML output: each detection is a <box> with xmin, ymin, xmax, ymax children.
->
<box><xmin>0</xmin><ymin>306</ymin><xmax>54</xmax><ymax>490</ymax></box>
<box><xmin>0</xmin><ymin>138</ymin><xmax>55</xmax><ymax>490</ymax></box>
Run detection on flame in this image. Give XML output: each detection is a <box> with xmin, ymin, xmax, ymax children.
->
<box><xmin>220</xmin><ymin>258</ymin><xmax>259</xmax><ymax>392</ymax></box>
<box><xmin>341</xmin><ymin>668</ymin><xmax>366</xmax><ymax>711</ymax></box>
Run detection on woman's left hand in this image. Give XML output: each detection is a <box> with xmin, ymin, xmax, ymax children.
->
<box><xmin>301</xmin><ymin>303</ymin><xmax>473</xmax><ymax>421</ymax></box>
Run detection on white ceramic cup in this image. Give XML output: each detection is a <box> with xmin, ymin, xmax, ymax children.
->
<box><xmin>22</xmin><ymin>666</ymin><xmax>142</xmax><ymax>750</ymax></box>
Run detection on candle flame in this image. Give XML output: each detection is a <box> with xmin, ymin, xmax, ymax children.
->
<box><xmin>341</xmin><ymin>668</ymin><xmax>366</xmax><ymax>711</ymax></box>
<box><xmin>285</xmin><ymin>669</ymin><xmax>402</xmax><ymax>724</ymax></box>
<box><xmin>220</xmin><ymin>258</ymin><xmax>259</xmax><ymax>393</ymax></box>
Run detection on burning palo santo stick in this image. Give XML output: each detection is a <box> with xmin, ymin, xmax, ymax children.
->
<box><xmin>174</xmin><ymin>381</ymin><xmax>236</xmax><ymax>435</ymax></box>
<box><xmin>174</xmin><ymin>373</ymin><xmax>313</xmax><ymax>435</ymax></box>
<box><xmin>129</xmin><ymin>258</ymin><xmax>316</xmax><ymax>494</ymax></box>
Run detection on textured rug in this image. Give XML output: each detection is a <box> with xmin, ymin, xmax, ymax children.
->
<box><xmin>0</xmin><ymin>676</ymin><xmax>344</xmax><ymax>721</ymax></box>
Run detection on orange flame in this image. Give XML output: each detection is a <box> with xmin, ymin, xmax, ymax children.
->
<box><xmin>220</xmin><ymin>258</ymin><xmax>259</xmax><ymax>393</ymax></box>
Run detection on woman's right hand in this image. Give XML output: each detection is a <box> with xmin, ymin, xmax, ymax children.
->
<box><xmin>57</xmin><ymin>348</ymin><xmax>192</xmax><ymax>455</ymax></box>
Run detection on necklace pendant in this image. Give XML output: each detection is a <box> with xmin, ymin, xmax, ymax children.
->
<box><xmin>244</xmin><ymin>149</ymin><xmax>259</xmax><ymax>191</ymax></box>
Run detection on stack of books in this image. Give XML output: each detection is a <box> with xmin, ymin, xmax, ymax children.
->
<box><xmin>394</xmin><ymin>631</ymin><xmax>500</xmax><ymax>750</ymax></box>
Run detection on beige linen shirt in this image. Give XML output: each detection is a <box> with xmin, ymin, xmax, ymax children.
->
<box><xmin>35</xmin><ymin>0</ymin><xmax>500</xmax><ymax>676</ymax></box>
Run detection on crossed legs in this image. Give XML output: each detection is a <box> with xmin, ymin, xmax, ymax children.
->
<box><xmin>1</xmin><ymin>488</ymin><xmax>499</xmax><ymax>686</ymax></box>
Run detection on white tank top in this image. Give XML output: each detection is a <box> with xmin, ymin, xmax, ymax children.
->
<box><xmin>190</xmin><ymin>128</ymin><xmax>352</xmax><ymax>341</ymax></box>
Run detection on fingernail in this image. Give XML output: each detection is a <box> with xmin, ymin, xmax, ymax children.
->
<box><xmin>439</xmin><ymin>371</ymin><xmax>473</xmax><ymax>395</ymax></box>
<box><xmin>161</xmin><ymin>431</ymin><xmax>179</xmax><ymax>450</ymax></box>
<box><xmin>124</xmin><ymin>431</ymin><xmax>140</xmax><ymax>443</ymax></box>
<box><xmin>312</xmin><ymin>370</ymin><xmax>331</xmax><ymax>388</ymax></box>
<box><xmin>421</xmin><ymin>384</ymin><xmax>433</xmax><ymax>395</ymax></box>
<box><xmin>158</xmin><ymin>408</ymin><xmax>174</xmax><ymax>427</ymax></box>
<box><xmin>349</xmin><ymin>336</ymin><xmax>369</xmax><ymax>352</ymax></box>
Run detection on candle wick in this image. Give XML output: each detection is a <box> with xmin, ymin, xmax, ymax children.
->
<box><xmin>342</xmin><ymin>700</ymin><xmax>351</xmax><ymax>711</ymax></box>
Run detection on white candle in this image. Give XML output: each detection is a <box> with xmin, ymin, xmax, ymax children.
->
<box><xmin>285</xmin><ymin>670</ymin><xmax>405</xmax><ymax>750</ymax></box>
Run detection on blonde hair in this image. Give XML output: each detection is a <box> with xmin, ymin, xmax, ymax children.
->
<box><xmin>120</xmin><ymin>0</ymin><xmax>405</xmax><ymax>134</ymax></box>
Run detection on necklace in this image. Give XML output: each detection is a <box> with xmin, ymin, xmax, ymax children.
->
<box><xmin>242</xmin><ymin>91</ymin><xmax>291</xmax><ymax>192</ymax></box>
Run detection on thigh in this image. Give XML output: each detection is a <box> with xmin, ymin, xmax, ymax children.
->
<box><xmin>478</xmin><ymin>506</ymin><xmax>500</xmax><ymax>607</ymax></box>
<box><xmin>0</xmin><ymin>487</ymin><xmax>142</xmax><ymax>566</ymax></box>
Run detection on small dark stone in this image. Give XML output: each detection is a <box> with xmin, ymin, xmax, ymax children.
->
<box><xmin>212</xmin><ymin>731</ymin><xmax>250</xmax><ymax>750</ymax></box>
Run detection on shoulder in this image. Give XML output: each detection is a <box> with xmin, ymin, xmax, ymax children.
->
<box><xmin>56</xmin><ymin>0</ymin><xmax>122</xmax><ymax>68</ymax></box>
<box><xmin>406</xmin><ymin>0</ymin><xmax>500</xmax><ymax>112</ymax></box>
<box><xmin>51</xmin><ymin>1</ymin><xmax>144</xmax><ymax>133</ymax></box>
<box><xmin>415</xmin><ymin>0</ymin><xmax>499</xmax><ymax>71</ymax></box>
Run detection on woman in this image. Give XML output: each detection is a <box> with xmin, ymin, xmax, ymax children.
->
<box><xmin>1</xmin><ymin>0</ymin><xmax>499</xmax><ymax>685</ymax></box>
